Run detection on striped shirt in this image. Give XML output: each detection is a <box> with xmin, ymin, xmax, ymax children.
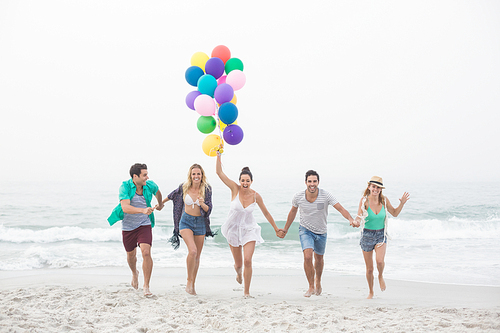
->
<box><xmin>292</xmin><ymin>189</ymin><xmax>339</xmax><ymax>234</ymax></box>
<box><xmin>122</xmin><ymin>193</ymin><xmax>151</xmax><ymax>231</ymax></box>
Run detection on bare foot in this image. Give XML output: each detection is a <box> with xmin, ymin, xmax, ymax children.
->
<box><xmin>379</xmin><ymin>276</ymin><xmax>386</xmax><ymax>291</ymax></box>
<box><xmin>243</xmin><ymin>294</ymin><xmax>254</xmax><ymax>299</ymax></box>
<box><xmin>314</xmin><ymin>287</ymin><xmax>322</xmax><ymax>296</ymax></box>
<box><xmin>131</xmin><ymin>270</ymin><xmax>139</xmax><ymax>290</ymax></box>
<box><xmin>304</xmin><ymin>288</ymin><xmax>315</xmax><ymax>297</ymax></box>
<box><xmin>185</xmin><ymin>284</ymin><xmax>197</xmax><ymax>295</ymax></box>
<box><xmin>367</xmin><ymin>292</ymin><xmax>374</xmax><ymax>299</ymax></box>
<box><xmin>143</xmin><ymin>287</ymin><xmax>152</xmax><ymax>296</ymax></box>
<box><xmin>235</xmin><ymin>265</ymin><xmax>242</xmax><ymax>284</ymax></box>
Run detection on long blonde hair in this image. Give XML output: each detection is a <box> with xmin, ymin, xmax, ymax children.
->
<box><xmin>182</xmin><ymin>163</ymin><xmax>209</xmax><ymax>200</ymax></box>
<box><xmin>363</xmin><ymin>185</ymin><xmax>385</xmax><ymax>208</ymax></box>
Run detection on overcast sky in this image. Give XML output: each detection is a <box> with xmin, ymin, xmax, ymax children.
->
<box><xmin>1</xmin><ymin>1</ymin><xmax>499</xmax><ymax>186</ymax></box>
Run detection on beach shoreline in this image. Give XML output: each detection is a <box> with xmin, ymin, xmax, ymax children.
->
<box><xmin>1</xmin><ymin>267</ymin><xmax>499</xmax><ymax>332</ymax></box>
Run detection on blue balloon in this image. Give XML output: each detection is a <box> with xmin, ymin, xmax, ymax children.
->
<box><xmin>185</xmin><ymin>66</ymin><xmax>204</xmax><ymax>87</ymax></box>
<box><xmin>197</xmin><ymin>74</ymin><xmax>218</xmax><ymax>97</ymax></box>
<box><xmin>205</xmin><ymin>57</ymin><xmax>225</xmax><ymax>79</ymax></box>
<box><xmin>218</xmin><ymin>102</ymin><xmax>238</xmax><ymax>124</ymax></box>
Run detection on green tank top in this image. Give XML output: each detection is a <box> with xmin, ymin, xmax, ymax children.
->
<box><xmin>365</xmin><ymin>205</ymin><xmax>386</xmax><ymax>230</ymax></box>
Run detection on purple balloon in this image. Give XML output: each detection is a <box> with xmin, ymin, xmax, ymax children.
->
<box><xmin>223</xmin><ymin>124</ymin><xmax>244</xmax><ymax>145</ymax></box>
<box><xmin>205</xmin><ymin>57</ymin><xmax>225</xmax><ymax>79</ymax></box>
<box><xmin>186</xmin><ymin>90</ymin><xmax>201</xmax><ymax>110</ymax></box>
<box><xmin>214</xmin><ymin>83</ymin><xmax>234</xmax><ymax>105</ymax></box>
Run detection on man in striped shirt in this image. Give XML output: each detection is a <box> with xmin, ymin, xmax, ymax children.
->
<box><xmin>283</xmin><ymin>170</ymin><xmax>355</xmax><ymax>297</ymax></box>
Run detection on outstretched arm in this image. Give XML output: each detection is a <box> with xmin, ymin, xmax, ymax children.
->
<box><xmin>255</xmin><ymin>193</ymin><xmax>284</xmax><ymax>238</ymax></box>
<box><xmin>283</xmin><ymin>206</ymin><xmax>298</xmax><ymax>236</ymax></box>
<box><xmin>216</xmin><ymin>153</ymin><xmax>239</xmax><ymax>199</ymax></box>
<box><xmin>386</xmin><ymin>192</ymin><xmax>410</xmax><ymax>217</ymax></box>
<box><xmin>333</xmin><ymin>202</ymin><xmax>355</xmax><ymax>226</ymax></box>
<box><xmin>154</xmin><ymin>190</ymin><xmax>164</xmax><ymax>211</ymax></box>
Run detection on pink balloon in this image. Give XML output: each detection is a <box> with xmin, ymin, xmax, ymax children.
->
<box><xmin>217</xmin><ymin>75</ymin><xmax>227</xmax><ymax>85</ymax></box>
<box><xmin>226</xmin><ymin>70</ymin><xmax>246</xmax><ymax>91</ymax></box>
<box><xmin>194</xmin><ymin>94</ymin><xmax>216</xmax><ymax>116</ymax></box>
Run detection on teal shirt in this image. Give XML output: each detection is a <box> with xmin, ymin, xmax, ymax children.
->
<box><xmin>364</xmin><ymin>205</ymin><xmax>386</xmax><ymax>230</ymax></box>
<box><xmin>107</xmin><ymin>179</ymin><xmax>159</xmax><ymax>228</ymax></box>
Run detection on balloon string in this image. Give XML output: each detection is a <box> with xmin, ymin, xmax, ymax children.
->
<box><xmin>215</xmin><ymin>103</ymin><xmax>224</xmax><ymax>154</ymax></box>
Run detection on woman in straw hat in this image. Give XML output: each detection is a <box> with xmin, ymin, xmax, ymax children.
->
<box><xmin>354</xmin><ymin>176</ymin><xmax>410</xmax><ymax>299</ymax></box>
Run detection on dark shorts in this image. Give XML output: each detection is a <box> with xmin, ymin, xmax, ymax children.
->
<box><xmin>179</xmin><ymin>212</ymin><xmax>206</xmax><ymax>236</ymax></box>
<box><xmin>360</xmin><ymin>228</ymin><xmax>386</xmax><ymax>252</ymax></box>
<box><xmin>122</xmin><ymin>225</ymin><xmax>152</xmax><ymax>252</ymax></box>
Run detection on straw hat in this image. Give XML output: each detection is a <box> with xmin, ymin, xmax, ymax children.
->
<box><xmin>368</xmin><ymin>176</ymin><xmax>385</xmax><ymax>189</ymax></box>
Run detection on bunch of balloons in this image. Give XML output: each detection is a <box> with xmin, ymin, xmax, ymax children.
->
<box><xmin>184</xmin><ymin>45</ymin><xmax>246</xmax><ymax>156</ymax></box>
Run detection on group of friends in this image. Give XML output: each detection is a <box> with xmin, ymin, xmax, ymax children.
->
<box><xmin>107</xmin><ymin>156</ymin><xmax>410</xmax><ymax>299</ymax></box>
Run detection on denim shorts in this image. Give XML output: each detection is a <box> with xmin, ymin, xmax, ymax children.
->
<box><xmin>299</xmin><ymin>225</ymin><xmax>327</xmax><ymax>255</ymax></box>
<box><xmin>179</xmin><ymin>212</ymin><xmax>206</xmax><ymax>236</ymax></box>
<box><xmin>360</xmin><ymin>228</ymin><xmax>386</xmax><ymax>252</ymax></box>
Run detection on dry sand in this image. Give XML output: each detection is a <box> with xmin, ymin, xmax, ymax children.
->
<box><xmin>1</xmin><ymin>267</ymin><xmax>499</xmax><ymax>332</ymax></box>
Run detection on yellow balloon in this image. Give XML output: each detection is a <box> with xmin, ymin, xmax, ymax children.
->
<box><xmin>230</xmin><ymin>94</ymin><xmax>237</xmax><ymax>105</ymax></box>
<box><xmin>219</xmin><ymin>120</ymin><xmax>238</xmax><ymax>132</ymax></box>
<box><xmin>191</xmin><ymin>52</ymin><xmax>209</xmax><ymax>72</ymax></box>
<box><xmin>202</xmin><ymin>134</ymin><xmax>223</xmax><ymax>157</ymax></box>
<box><xmin>217</xmin><ymin>95</ymin><xmax>236</xmax><ymax>108</ymax></box>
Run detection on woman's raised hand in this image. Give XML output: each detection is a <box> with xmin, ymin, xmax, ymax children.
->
<box><xmin>399</xmin><ymin>192</ymin><xmax>410</xmax><ymax>205</ymax></box>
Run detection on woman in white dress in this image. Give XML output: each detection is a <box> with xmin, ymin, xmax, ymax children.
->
<box><xmin>216</xmin><ymin>153</ymin><xmax>284</xmax><ymax>296</ymax></box>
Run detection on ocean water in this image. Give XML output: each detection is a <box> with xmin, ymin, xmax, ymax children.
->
<box><xmin>1</xmin><ymin>179</ymin><xmax>499</xmax><ymax>287</ymax></box>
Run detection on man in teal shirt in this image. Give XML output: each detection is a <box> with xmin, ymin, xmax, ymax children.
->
<box><xmin>108</xmin><ymin>163</ymin><xmax>164</xmax><ymax>296</ymax></box>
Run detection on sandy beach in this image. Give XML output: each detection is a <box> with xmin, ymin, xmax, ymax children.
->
<box><xmin>0</xmin><ymin>267</ymin><xmax>498</xmax><ymax>332</ymax></box>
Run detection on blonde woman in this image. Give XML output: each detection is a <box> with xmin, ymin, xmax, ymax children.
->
<box><xmin>354</xmin><ymin>176</ymin><xmax>410</xmax><ymax>299</ymax></box>
<box><xmin>163</xmin><ymin>164</ymin><xmax>214</xmax><ymax>295</ymax></box>
<box><xmin>216</xmin><ymin>153</ymin><xmax>283</xmax><ymax>297</ymax></box>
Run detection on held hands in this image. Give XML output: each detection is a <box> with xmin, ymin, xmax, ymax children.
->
<box><xmin>352</xmin><ymin>217</ymin><xmax>362</xmax><ymax>228</ymax></box>
<box><xmin>142</xmin><ymin>207</ymin><xmax>155</xmax><ymax>215</ymax></box>
<box><xmin>275</xmin><ymin>229</ymin><xmax>287</xmax><ymax>239</ymax></box>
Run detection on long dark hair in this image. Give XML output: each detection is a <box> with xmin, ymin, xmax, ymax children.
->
<box><xmin>239</xmin><ymin>167</ymin><xmax>253</xmax><ymax>181</ymax></box>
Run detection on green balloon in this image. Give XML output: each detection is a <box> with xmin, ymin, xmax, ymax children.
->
<box><xmin>225</xmin><ymin>58</ymin><xmax>244</xmax><ymax>74</ymax></box>
<box><xmin>197</xmin><ymin>116</ymin><xmax>216</xmax><ymax>134</ymax></box>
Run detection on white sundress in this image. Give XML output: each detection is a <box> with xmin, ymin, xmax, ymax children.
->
<box><xmin>221</xmin><ymin>193</ymin><xmax>264</xmax><ymax>247</ymax></box>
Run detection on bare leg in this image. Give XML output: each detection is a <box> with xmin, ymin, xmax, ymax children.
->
<box><xmin>180</xmin><ymin>229</ymin><xmax>200</xmax><ymax>295</ymax></box>
<box><xmin>191</xmin><ymin>235</ymin><xmax>205</xmax><ymax>289</ymax></box>
<box><xmin>362</xmin><ymin>250</ymin><xmax>375</xmax><ymax>299</ymax></box>
<box><xmin>229</xmin><ymin>245</ymin><xmax>243</xmax><ymax>284</ymax></box>
<box><xmin>242</xmin><ymin>241</ymin><xmax>256</xmax><ymax>296</ymax></box>
<box><xmin>126</xmin><ymin>248</ymin><xmax>139</xmax><ymax>290</ymax></box>
<box><xmin>314</xmin><ymin>252</ymin><xmax>324</xmax><ymax>295</ymax></box>
<box><xmin>303</xmin><ymin>248</ymin><xmax>315</xmax><ymax>297</ymax></box>
<box><xmin>374</xmin><ymin>243</ymin><xmax>387</xmax><ymax>291</ymax></box>
<box><xmin>139</xmin><ymin>243</ymin><xmax>153</xmax><ymax>296</ymax></box>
